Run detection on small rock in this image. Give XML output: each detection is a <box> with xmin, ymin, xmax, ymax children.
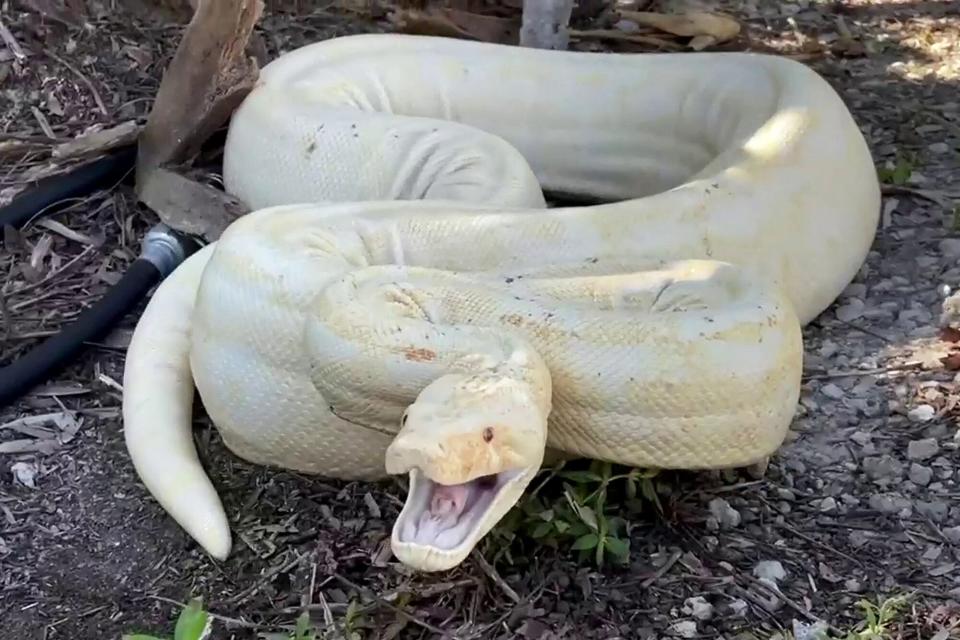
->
<box><xmin>821</xmin><ymin>383</ymin><xmax>845</xmax><ymax>400</ymax></box>
<box><xmin>843</xmin><ymin>283</ymin><xmax>868</xmax><ymax>299</ymax></box>
<box><xmin>836</xmin><ymin>298</ymin><xmax>865</xmax><ymax>321</ymax></box>
<box><xmin>908</xmin><ymin>406</ymin><xmax>936</xmax><ymax>423</ymax></box>
<box><xmin>849</xmin><ymin>530</ymin><xmax>873</xmax><ymax>548</ymax></box>
<box><xmin>943</xmin><ymin>526</ymin><xmax>960</xmax><ymax>544</ymax></box>
<box><xmin>909</xmin><ymin>463</ymin><xmax>933</xmax><ymax>486</ymax></box>
<box><xmin>10</xmin><ymin>462</ymin><xmax>37</xmax><ymax>488</ymax></box>
<box><xmin>670</xmin><ymin>620</ymin><xmax>698</xmax><ymax>638</ymax></box>
<box><xmin>777</xmin><ymin>488</ymin><xmax>796</xmax><ymax>501</ymax></box>
<box><xmin>844</xmin><ymin>578</ymin><xmax>863</xmax><ymax>592</ymax></box>
<box><xmin>869</xmin><ymin>493</ymin><xmax>911</xmax><ymax>513</ymax></box>
<box><xmin>850</xmin><ymin>430</ymin><xmax>873</xmax><ymax>446</ymax></box>
<box><xmin>727</xmin><ymin>599</ymin><xmax>749</xmax><ymax>618</ymax></box>
<box><xmin>916</xmin><ymin>500</ymin><xmax>949</xmax><ymax>522</ymax></box>
<box><xmin>929</xmin><ymin>142</ymin><xmax>951</xmax><ymax>155</ymax></box>
<box><xmin>753</xmin><ymin>560</ymin><xmax>787</xmax><ymax>584</ymax></box>
<box><xmin>708</xmin><ymin>497</ymin><xmax>741</xmax><ymax>529</ymax></box>
<box><xmin>683</xmin><ymin>596</ymin><xmax>714</xmax><ymax>621</ymax></box>
<box><xmin>793</xmin><ymin>620</ymin><xmax>831</xmax><ymax>640</ymax></box>
<box><xmin>863</xmin><ymin>455</ymin><xmax>904</xmax><ymax>482</ymax></box>
<box><xmin>841</xmin><ymin>494</ymin><xmax>860</xmax><ymax>506</ymax></box>
<box><xmin>908</xmin><ymin>437</ymin><xmax>940</xmax><ymax>460</ymax></box>
<box><xmin>819</xmin><ymin>496</ymin><xmax>838</xmax><ymax>512</ymax></box>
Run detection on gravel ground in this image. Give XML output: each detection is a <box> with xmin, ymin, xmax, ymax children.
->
<box><xmin>1</xmin><ymin>1</ymin><xmax>959</xmax><ymax>639</ymax></box>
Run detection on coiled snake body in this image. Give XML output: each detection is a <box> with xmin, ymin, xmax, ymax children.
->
<box><xmin>122</xmin><ymin>34</ymin><xmax>880</xmax><ymax>571</ymax></box>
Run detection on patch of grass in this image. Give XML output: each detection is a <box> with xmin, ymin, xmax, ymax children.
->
<box><xmin>484</xmin><ymin>459</ymin><xmax>666</xmax><ymax>568</ymax></box>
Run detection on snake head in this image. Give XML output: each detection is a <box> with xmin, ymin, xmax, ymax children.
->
<box><xmin>385</xmin><ymin>371</ymin><xmax>548</xmax><ymax>572</ymax></box>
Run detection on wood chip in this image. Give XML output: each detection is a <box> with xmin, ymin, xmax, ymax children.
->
<box><xmin>388</xmin><ymin>7</ymin><xmax>519</xmax><ymax>44</ymax></box>
<box><xmin>618</xmin><ymin>10</ymin><xmax>741</xmax><ymax>47</ymax></box>
<box><xmin>51</xmin><ymin>120</ymin><xmax>140</xmax><ymax>160</ymax></box>
<box><xmin>137</xmin><ymin>167</ymin><xmax>249</xmax><ymax>240</ymax></box>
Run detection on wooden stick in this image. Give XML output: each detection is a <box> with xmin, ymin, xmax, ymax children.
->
<box><xmin>136</xmin><ymin>0</ymin><xmax>263</xmax><ymax>190</ymax></box>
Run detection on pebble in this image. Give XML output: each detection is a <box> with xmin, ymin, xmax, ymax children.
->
<box><xmin>909</xmin><ymin>463</ymin><xmax>933</xmax><ymax>486</ymax></box>
<box><xmin>849</xmin><ymin>530</ymin><xmax>873</xmax><ymax>548</ymax></box>
<box><xmin>862</xmin><ymin>455</ymin><xmax>904</xmax><ymax>482</ymax></box>
<box><xmin>670</xmin><ymin>620</ymin><xmax>697</xmax><ymax>638</ymax></box>
<box><xmin>727</xmin><ymin>598</ymin><xmax>749</xmax><ymax>618</ymax></box>
<box><xmin>835</xmin><ymin>298</ymin><xmax>865</xmax><ymax>321</ymax></box>
<box><xmin>682</xmin><ymin>596</ymin><xmax>714</xmax><ymax>621</ymax></box>
<box><xmin>753</xmin><ymin>560</ymin><xmax>786</xmax><ymax>584</ymax></box>
<box><xmin>916</xmin><ymin>500</ymin><xmax>948</xmax><ymax>522</ymax></box>
<box><xmin>929</xmin><ymin>142</ymin><xmax>951</xmax><ymax>155</ymax></box>
<box><xmin>869</xmin><ymin>493</ymin><xmax>911</xmax><ymax>514</ymax></box>
<box><xmin>708</xmin><ymin>497</ymin><xmax>741</xmax><ymax>529</ymax></box>
<box><xmin>777</xmin><ymin>488</ymin><xmax>796</xmax><ymax>501</ymax></box>
<box><xmin>11</xmin><ymin>462</ymin><xmax>37</xmax><ymax>488</ymax></box>
<box><xmin>821</xmin><ymin>383</ymin><xmax>845</xmax><ymax>400</ymax></box>
<box><xmin>908</xmin><ymin>405</ymin><xmax>936</xmax><ymax>423</ymax></box>
<box><xmin>793</xmin><ymin>620</ymin><xmax>831</xmax><ymax>640</ymax></box>
<box><xmin>819</xmin><ymin>496</ymin><xmax>838</xmax><ymax>512</ymax></box>
<box><xmin>944</xmin><ymin>526</ymin><xmax>960</xmax><ymax>544</ymax></box>
<box><xmin>908</xmin><ymin>437</ymin><xmax>940</xmax><ymax>460</ymax></box>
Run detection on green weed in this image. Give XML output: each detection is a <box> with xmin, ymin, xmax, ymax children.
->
<box><xmin>484</xmin><ymin>459</ymin><xmax>664</xmax><ymax>568</ymax></box>
<box><xmin>122</xmin><ymin>597</ymin><xmax>212</xmax><ymax>640</ymax></box>
<box><xmin>877</xmin><ymin>152</ymin><xmax>916</xmax><ymax>185</ymax></box>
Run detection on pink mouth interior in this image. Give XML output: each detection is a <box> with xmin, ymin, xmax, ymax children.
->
<box><xmin>396</xmin><ymin>469</ymin><xmax>520</xmax><ymax>550</ymax></box>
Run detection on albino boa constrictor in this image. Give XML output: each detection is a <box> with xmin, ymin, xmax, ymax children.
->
<box><xmin>122</xmin><ymin>34</ymin><xmax>880</xmax><ymax>572</ymax></box>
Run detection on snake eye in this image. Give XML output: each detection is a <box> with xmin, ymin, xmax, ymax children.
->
<box><xmin>482</xmin><ymin>427</ymin><xmax>494</xmax><ymax>443</ymax></box>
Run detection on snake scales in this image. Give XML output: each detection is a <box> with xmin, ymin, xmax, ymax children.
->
<box><xmin>121</xmin><ymin>33</ymin><xmax>880</xmax><ymax>571</ymax></box>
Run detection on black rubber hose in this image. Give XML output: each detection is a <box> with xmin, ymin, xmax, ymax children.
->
<box><xmin>0</xmin><ymin>144</ymin><xmax>137</xmax><ymax>231</ymax></box>
<box><xmin>0</xmin><ymin>222</ymin><xmax>197</xmax><ymax>409</ymax></box>
<box><xmin>0</xmin><ymin>259</ymin><xmax>160</xmax><ymax>407</ymax></box>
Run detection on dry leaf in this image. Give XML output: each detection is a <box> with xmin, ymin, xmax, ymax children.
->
<box><xmin>939</xmin><ymin>351</ymin><xmax>960</xmax><ymax>370</ymax></box>
<box><xmin>570</xmin><ymin>28</ymin><xmax>685</xmax><ymax>51</ymax></box>
<box><xmin>121</xmin><ymin>44</ymin><xmax>154</xmax><ymax>69</ymax></box>
<box><xmin>388</xmin><ymin>7</ymin><xmax>519</xmax><ymax>44</ymax></box>
<box><xmin>618</xmin><ymin>10</ymin><xmax>740</xmax><ymax>45</ymax></box>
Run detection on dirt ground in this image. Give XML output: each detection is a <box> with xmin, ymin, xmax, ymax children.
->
<box><xmin>1</xmin><ymin>1</ymin><xmax>959</xmax><ymax>638</ymax></box>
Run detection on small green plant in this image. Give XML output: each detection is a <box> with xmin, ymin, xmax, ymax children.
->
<box><xmin>877</xmin><ymin>152</ymin><xmax>915</xmax><ymax>185</ymax></box>
<box><xmin>485</xmin><ymin>459</ymin><xmax>663</xmax><ymax>567</ymax></box>
<box><xmin>123</xmin><ymin>597</ymin><xmax>212</xmax><ymax>640</ymax></box>
<box><xmin>123</xmin><ymin>599</ymin><xmax>321</xmax><ymax>640</ymax></box>
<box><xmin>290</xmin><ymin>612</ymin><xmax>318</xmax><ymax>640</ymax></box>
<box><xmin>841</xmin><ymin>593</ymin><xmax>912</xmax><ymax>640</ymax></box>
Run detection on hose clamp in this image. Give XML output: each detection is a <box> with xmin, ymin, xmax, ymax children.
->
<box><xmin>140</xmin><ymin>223</ymin><xmax>190</xmax><ymax>278</ymax></box>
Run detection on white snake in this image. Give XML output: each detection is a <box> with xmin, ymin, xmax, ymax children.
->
<box><xmin>122</xmin><ymin>34</ymin><xmax>880</xmax><ymax>572</ymax></box>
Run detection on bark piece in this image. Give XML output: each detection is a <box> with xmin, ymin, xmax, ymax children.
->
<box><xmin>136</xmin><ymin>0</ymin><xmax>263</xmax><ymax>190</ymax></box>
<box><xmin>138</xmin><ymin>168</ymin><xmax>249</xmax><ymax>241</ymax></box>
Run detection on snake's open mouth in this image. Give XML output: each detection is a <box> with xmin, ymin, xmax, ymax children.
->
<box><xmin>394</xmin><ymin>468</ymin><xmax>524</xmax><ymax>551</ymax></box>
